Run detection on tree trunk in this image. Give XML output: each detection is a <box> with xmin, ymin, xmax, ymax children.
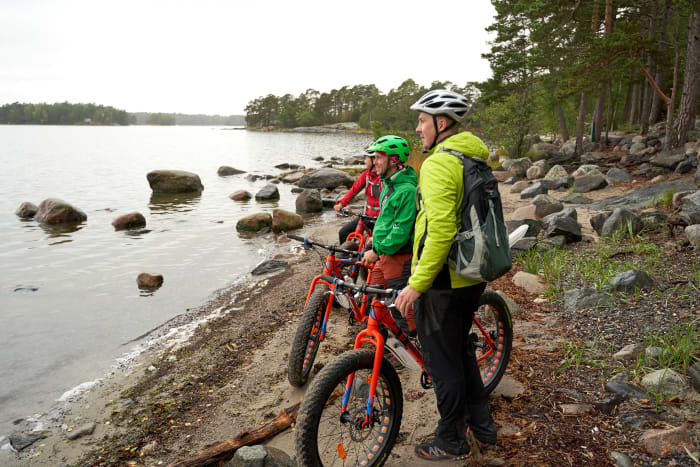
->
<box><xmin>594</xmin><ymin>84</ymin><xmax>606</xmax><ymax>144</ymax></box>
<box><xmin>576</xmin><ymin>92</ymin><xmax>588</xmax><ymax>155</ymax></box>
<box><xmin>672</xmin><ymin>8</ymin><xmax>700</xmax><ymax>147</ymax></box>
<box><xmin>629</xmin><ymin>82</ymin><xmax>640</xmax><ymax>127</ymax></box>
<box><xmin>665</xmin><ymin>44</ymin><xmax>679</xmax><ymax>150</ymax></box>
<box><xmin>641</xmin><ymin>0</ymin><xmax>659</xmax><ymax>134</ymax></box>
<box><xmin>556</xmin><ymin>102</ymin><xmax>569</xmax><ymax>142</ymax></box>
<box><xmin>622</xmin><ymin>76</ymin><xmax>634</xmax><ymax>123</ymax></box>
<box><xmin>649</xmin><ymin>0</ymin><xmax>671</xmax><ymax>125</ymax></box>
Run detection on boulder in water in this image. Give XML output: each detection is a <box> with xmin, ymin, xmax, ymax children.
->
<box><xmin>296</xmin><ymin>189</ymin><xmax>323</xmax><ymax>213</ymax></box>
<box><xmin>112</xmin><ymin>212</ymin><xmax>146</xmax><ymax>231</ymax></box>
<box><xmin>229</xmin><ymin>190</ymin><xmax>251</xmax><ymax>201</ymax></box>
<box><xmin>236</xmin><ymin>212</ymin><xmax>272</xmax><ymax>233</ymax></box>
<box><xmin>15</xmin><ymin>201</ymin><xmax>38</xmax><ymax>219</ymax></box>
<box><xmin>255</xmin><ymin>184</ymin><xmax>280</xmax><ymax>201</ymax></box>
<box><xmin>272</xmin><ymin>208</ymin><xmax>303</xmax><ymax>233</ymax></box>
<box><xmin>297</xmin><ymin>168</ymin><xmax>354</xmax><ymax>190</ymax></box>
<box><xmin>137</xmin><ymin>273</ymin><xmax>163</xmax><ymax>289</ymax></box>
<box><xmin>217</xmin><ymin>166</ymin><xmax>246</xmax><ymax>176</ymax></box>
<box><xmin>35</xmin><ymin>198</ymin><xmax>87</xmax><ymax>224</ymax></box>
<box><xmin>147</xmin><ymin>170</ymin><xmax>204</xmax><ymax>194</ymax></box>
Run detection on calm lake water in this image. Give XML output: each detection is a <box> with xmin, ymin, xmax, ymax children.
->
<box><xmin>0</xmin><ymin>125</ymin><xmax>372</xmax><ymax>435</ymax></box>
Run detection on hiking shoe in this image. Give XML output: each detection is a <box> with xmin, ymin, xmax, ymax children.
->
<box><xmin>466</xmin><ymin>426</ymin><xmax>497</xmax><ymax>451</ymax></box>
<box><xmin>414</xmin><ymin>437</ymin><xmax>471</xmax><ymax>461</ymax></box>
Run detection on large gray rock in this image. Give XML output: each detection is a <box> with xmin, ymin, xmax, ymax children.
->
<box><xmin>590</xmin><ymin>211</ymin><xmax>612</xmax><ymax>236</ymax></box>
<box><xmin>255</xmin><ymin>184</ymin><xmax>280</xmax><ymax>201</ymax></box>
<box><xmin>526</xmin><ymin>165</ymin><xmax>546</xmax><ymax>180</ymax></box>
<box><xmin>561</xmin><ymin>193</ymin><xmax>591</xmax><ymax>204</ymax></box>
<box><xmin>563</xmin><ymin>287</ymin><xmax>613</xmax><ymax>310</ymax></box>
<box><xmin>506</xmin><ymin>219</ymin><xmax>542</xmax><ymax>238</ymax></box>
<box><xmin>542</xmin><ymin>176</ymin><xmax>573</xmax><ymax>190</ymax></box>
<box><xmin>112</xmin><ymin>212</ymin><xmax>146</xmax><ymax>231</ymax></box>
<box><xmin>544</xmin><ymin>165</ymin><xmax>569</xmax><ymax>179</ymax></box>
<box><xmin>281</xmin><ymin>171</ymin><xmax>304</xmax><ymax>184</ymax></box>
<box><xmin>650</xmin><ymin>150</ymin><xmax>686</xmax><ymax>169</ymax></box>
<box><xmin>229</xmin><ymin>445</ymin><xmax>267</xmax><ymax>466</ymax></box>
<box><xmin>297</xmin><ymin>168</ymin><xmax>354</xmax><ymax>190</ymax></box>
<box><xmin>686</xmin><ymin>224</ymin><xmax>700</xmax><ymax>250</ymax></box>
<box><xmin>8</xmin><ymin>432</ymin><xmax>47</xmax><ymax>451</ymax></box>
<box><xmin>680</xmin><ymin>190</ymin><xmax>700</xmax><ymax>225</ymax></box>
<box><xmin>510</xmin><ymin>180</ymin><xmax>529</xmax><ymax>193</ymax></box>
<box><xmin>35</xmin><ymin>198</ymin><xmax>87</xmax><ymax>224</ymax></box>
<box><xmin>15</xmin><ymin>201</ymin><xmax>38</xmax><ymax>218</ymax></box>
<box><xmin>629</xmin><ymin>142</ymin><xmax>647</xmax><ymax>155</ymax></box>
<box><xmin>271</xmin><ymin>208</ymin><xmax>303</xmax><ymax>233</ymax></box>
<box><xmin>688</xmin><ymin>361</ymin><xmax>700</xmax><ymax>393</ymax></box>
<box><xmin>641</xmin><ymin>369</ymin><xmax>689</xmax><ymax>396</ymax></box>
<box><xmin>502</xmin><ymin>158</ymin><xmax>533</xmax><ymax>177</ymax></box>
<box><xmin>573</xmin><ymin>173</ymin><xmax>608</xmax><ymax>193</ymax></box>
<box><xmin>217</xmin><ymin>166</ymin><xmax>246</xmax><ymax>176</ymax></box>
<box><xmin>601</xmin><ymin>208</ymin><xmax>643</xmax><ymax>237</ymax></box>
<box><xmin>542</xmin><ymin>206</ymin><xmax>577</xmax><ymax>222</ymax></box>
<box><xmin>604</xmin><ymin>269</ymin><xmax>653</xmax><ymax>293</ymax></box>
<box><xmin>606</xmin><ymin>167</ymin><xmax>632</xmax><ymax>183</ymax></box>
<box><xmin>531</xmin><ymin>194</ymin><xmax>563</xmax><ymax>218</ymax></box>
<box><xmin>571</xmin><ymin>164</ymin><xmax>602</xmax><ymax>178</ymax></box>
<box><xmin>520</xmin><ymin>181</ymin><xmax>549</xmax><ymax>199</ymax></box>
<box><xmin>147</xmin><ymin>170</ymin><xmax>204</xmax><ymax>193</ymax></box>
<box><xmin>581</xmin><ymin>152</ymin><xmax>604</xmax><ymax>163</ymax></box>
<box><xmin>236</xmin><ymin>213</ymin><xmax>272</xmax><ymax>233</ymax></box>
<box><xmin>295</xmin><ymin>189</ymin><xmax>323</xmax><ymax>213</ymax></box>
<box><xmin>530</xmin><ymin>142</ymin><xmax>559</xmax><ymax>157</ymax></box>
<box><xmin>542</xmin><ymin>214</ymin><xmax>582</xmax><ymax>243</ymax></box>
<box><xmin>251</xmin><ymin>259</ymin><xmax>288</xmax><ymax>276</ymax></box>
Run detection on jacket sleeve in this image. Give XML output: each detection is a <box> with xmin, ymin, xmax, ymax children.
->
<box><xmin>339</xmin><ymin>170</ymin><xmax>367</xmax><ymax>207</ymax></box>
<box><xmin>372</xmin><ymin>187</ymin><xmax>416</xmax><ymax>256</ymax></box>
<box><xmin>408</xmin><ymin>158</ymin><xmax>459</xmax><ymax>292</ymax></box>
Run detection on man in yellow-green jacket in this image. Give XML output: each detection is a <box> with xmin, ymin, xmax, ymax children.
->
<box><xmin>395</xmin><ymin>89</ymin><xmax>497</xmax><ymax>461</ymax></box>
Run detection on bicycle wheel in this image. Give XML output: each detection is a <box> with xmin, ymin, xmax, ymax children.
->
<box><xmin>471</xmin><ymin>290</ymin><xmax>513</xmax><ymax>394</ymax></box>
<box><xmin>288</xmin><ymin>285</ymin><xmax>330</xmax><ymax>387</ymax></box>
<box><xmin>296</xmin><ymin>349</ymin><xmax>403</xmax><ymax>467</ymax></box>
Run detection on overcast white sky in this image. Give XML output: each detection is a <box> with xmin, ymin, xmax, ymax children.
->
<box><xmin>1</xmin><ymin>0</ymin><xmax>496</xmax><ymax>115</ymax></box>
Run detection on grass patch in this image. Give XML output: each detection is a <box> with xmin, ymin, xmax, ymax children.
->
<box><xmin>646</xmin><ymin>187</ymin><xmax>677</xmax><ymax>210</ymax></box>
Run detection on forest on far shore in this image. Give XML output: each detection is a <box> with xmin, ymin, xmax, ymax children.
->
<box><xmin>0</xmin><ymin>102</ymin><xmax>245</xmax><ymax>127</ymax></box>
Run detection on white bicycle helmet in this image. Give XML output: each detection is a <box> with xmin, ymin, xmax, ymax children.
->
<box><xmin>410</xmin><ymin>89</ymin><xmax>469</xmax><ymax>122</ymax></box>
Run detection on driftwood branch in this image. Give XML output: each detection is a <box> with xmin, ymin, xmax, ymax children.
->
<box><xmin>167</xmin><ymin>401</ymin><xmax>301</xmax><ymax>467</ymax></box>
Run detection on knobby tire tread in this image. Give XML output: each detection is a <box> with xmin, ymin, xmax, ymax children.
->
<box><xmin>288</xmin><ymin>285</ymin><xmax>329</xmax><ymax>387</ymax></box>
<box><xmin>478</xmin><ymin>289</ymin><xmax>513</xmax><ymax>394</ymax></box>
<box><xmin>296</xmin><ymin>349</ymin><xmax>403</xmax><ymax>467</ymax></box>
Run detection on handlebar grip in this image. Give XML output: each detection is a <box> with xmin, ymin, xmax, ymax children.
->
<box><xmin>320</xmin><ymin>274</ymin><xmax>336</xmax><ymax>283</ymax></box>
<box><xmin>287</xmin><ymin>234</ymin><xmax>307</xmax><ymax>242</ymax></box>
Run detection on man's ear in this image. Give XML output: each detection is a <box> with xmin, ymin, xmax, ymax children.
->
<box><xmin>437</xmin><ymin>116</ymin><xmax>449</xmax><ymax>132</ymax></box>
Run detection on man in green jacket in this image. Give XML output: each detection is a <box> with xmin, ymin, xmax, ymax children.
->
<box><xmin>361</xmin><ymin>135</ymin><xmax>417</xmax><ymax>333</ymax></box>
<box><xmin>395</xmin><ymin>89</ymin><xmax>498</xmax><ymax>460</ymax></box>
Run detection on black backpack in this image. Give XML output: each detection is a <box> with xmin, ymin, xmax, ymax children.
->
<box><xmin>439</xmin><ymin>148</ymin><xmax>512</xmax><ymax>282</ymax></box>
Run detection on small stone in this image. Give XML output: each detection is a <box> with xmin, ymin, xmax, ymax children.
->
<box><xmin>251</xmin><ymin>259</ymin><xmax>288</xmax><ymax>276</ymax></box>
<box><xmin>640</xmin><ymin>425</ymin><xmax>692</xmax><ymax>457</ymax></box>
<box><xmin>140</xmin><ymin>440</ymin><xmax>158</xmax><ymax>456</ymax></box>
<box><xmin>610</xmin><ymin>451</ymin><xmax>634</xmax><ymax>467</ymax></box>
<box><xmin>594</xmin><ymin>395</ymin><xmax>625</xmax><ymax>414</ymax></box>
<box><xmin>230</xmin><ymin>190</ymin><xmax>252</xmax><ymax>201</ymax></box>
<box><xmin>66</xmin><ymin>422</ymin><xmax>95</xmax><ymax>441</ymax></box>
<box><xmin>640</xmin><ymin>368</ymin><xmax>689</xmax><ymax>396</ymax></box>
<box><xmin>512</xmin><ymin>271</ymin><xmax>547</xmax><ymax>294</ymax></box>
<box><xmin>9</xmin><ymin>432</ymin><xmax>47</xmax><ymax>451</ymax></box>
<box><xmin>560</xmin><ymin>403</ymin><xmax>593</xmax><ymax>415</ymax></box>
<box><xmin>612</xmin><ymin>343</ymin><xmax>644</xmax><ymax>361</ymax></box>
<box><xmin>15</xmin><ymin>201</ymin><xmax>38</xmax><ymax>218</ymax></box>
<box><xmin>112</xmin><ymin>212</ymin><xmax>146</xmax><ymax>231</ymax></box>
<box><xmin>217</xmin><ymin>166</ymin><xmax>245</xmax><ymax>176</ymax></box>
<box><xmin>148</xmin><ymin>365</ymin><xmax>157</xmax><ymax>372</ymax></box>
<box><xmin>229</xmin><ymin>445</ymin><xmax>267</xmax><ymax>467</ymax></box>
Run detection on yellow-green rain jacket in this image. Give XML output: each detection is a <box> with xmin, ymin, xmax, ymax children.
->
<box><xmin>408</xmin><ymin>131</ymin><xmax>489</xmax><ymax>292</ymax></box>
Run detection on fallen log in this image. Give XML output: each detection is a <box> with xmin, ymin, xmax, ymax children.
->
<box><xmin>167</xmin><ymin>401</ymin><xmax>301</xmax><ymax>467</ymax></box>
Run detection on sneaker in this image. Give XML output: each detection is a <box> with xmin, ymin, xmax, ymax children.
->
<box><xmin>465</xmin><ymin>426</ymin><xmax>496</xmax><ymax>451</ymax></box>
<box><xmin>414</xmin><ymin>437</ymin><xmax>471</xmax><ymax>461</ymax></box>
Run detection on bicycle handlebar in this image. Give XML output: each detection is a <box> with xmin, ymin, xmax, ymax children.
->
<box><xmin>321</xmin><ymin>274</ymin><xmax>396</xmax><ymax>297</ymax></box>
<box><xmin>339</xmin><ymin>208</ymin><xmax>377</xmax><ymax>222</ymax></box>
<box><xmin>286</xmin><ymin>234</ymin><xmax>361</xmax><ymax>258</ymax></box>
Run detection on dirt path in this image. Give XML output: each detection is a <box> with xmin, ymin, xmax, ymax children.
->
<box><xmin>5</xmin><ymin>177</ymin><xmax>698</xmax><ymax>466</ymax></box>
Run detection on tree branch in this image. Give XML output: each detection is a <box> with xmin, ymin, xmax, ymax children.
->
<box><xmin>636</xmin><ymin>59</ymin><xmax>671</xmax><ymax>104</ymax></box>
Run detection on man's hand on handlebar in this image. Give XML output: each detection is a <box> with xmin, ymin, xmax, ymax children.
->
<box><xmin>361</xmin><ymin>249</ymin><xmax>379</xmax><ymax>266</ymax></box>
<box><xmin>334</xmin><ymin>202</ymin><xmax>344</xmax><ymax>213</ymax></box>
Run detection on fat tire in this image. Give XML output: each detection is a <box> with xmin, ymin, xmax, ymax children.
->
<box><xmin>296</xmin><ymin>349</ymin><xmax>403</xmax><ymax>467</ymax></box>
<box><xmin>475</xmin><ymin>289</ymin><xmax>513</xmax><ymax>394</ymax></box>
<box><xmin>288</xmin><ymin>285</ymin><xmax>329</xmax><ymax>387</ymax></box>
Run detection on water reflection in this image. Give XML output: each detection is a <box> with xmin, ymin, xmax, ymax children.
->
<box><xmin>39</xmin><ymin>222</ymin><xmax>85</xmax><ymax>237</ymax></box>
<box><xmin>149</xmin><ymin>192</ymin><xmax>202</xmax><ymax>213</ymax></box>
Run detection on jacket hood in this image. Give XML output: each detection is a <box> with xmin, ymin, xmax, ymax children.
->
<box><xmin>431</xmin><ymin>131</ymin><xmax>488</xmax><ymax>160</ymax></box>
<box><xmin>383</xmin><ymin>165</ymin><xmax>417</xmax><ymax>186</ymax></box>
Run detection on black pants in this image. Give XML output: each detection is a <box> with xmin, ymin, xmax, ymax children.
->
<box><xmin>413</xmin><ymin>282</ymin><xmax>498</xmax><ymax>446</ymax></box>
<box><xmin>339</xmin><ymin>218</ymin><xmax>359</xmax><ymax>244</ymax></box>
